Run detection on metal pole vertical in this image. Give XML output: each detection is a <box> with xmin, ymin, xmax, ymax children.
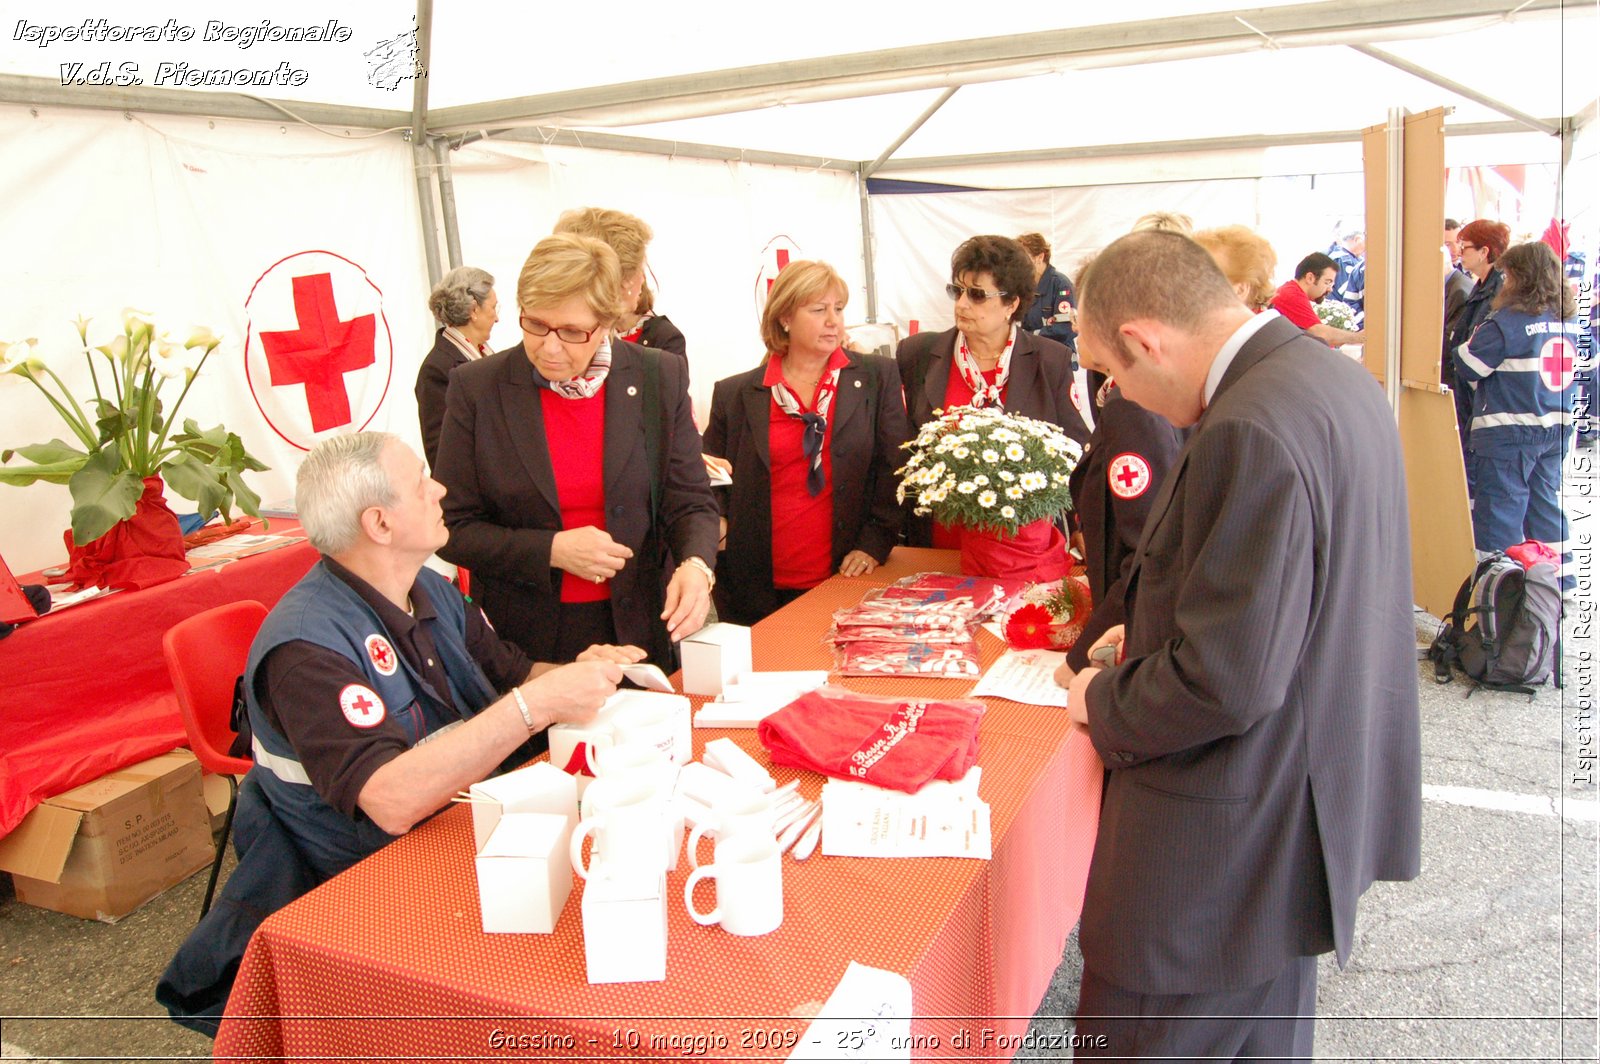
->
<box><xmin>434</xmin><ymin>138</ymin><xmax>463</xmax><ymax>271</ymax></box>
<box><xmin>410</xmin><ymin>0</ymin><xmax>442</xmax><ymax>288</ymax></box>
<box><xmin>1385</xmin><ymin>106</ymin><xmax>1405</xmax><ymax>417</ymax></box>
<box><xmin>858</xmin><ymin>162</ymin><xmax>878</xmax><ymax>323</ymax></box>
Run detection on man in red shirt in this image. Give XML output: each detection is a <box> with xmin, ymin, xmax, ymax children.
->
<box><xmin>1272</xmin><ymin>253</ymin><xmax>1364</xmax><ymax>347</ymax></box>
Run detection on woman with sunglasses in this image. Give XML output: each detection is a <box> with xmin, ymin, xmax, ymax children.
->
<box><xmin>896</xmin><ymin>234</ymin><xmax>1091</xmax><ymax>547</ymax></box>
<box><xmin>433</xmin><ymin>233</ymin><xmax>720</xmax><ymax>671</ymax></box>
<box><xmin>703</xmin><ymin>260</ymin><xmax>910</xmax><ymax>624</ymax></box>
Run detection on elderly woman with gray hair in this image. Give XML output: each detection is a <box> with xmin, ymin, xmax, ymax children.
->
<box><xmin>416</xmin><ymin>266</ymin><xmax>499</xmax><ymax>468</ymax></box>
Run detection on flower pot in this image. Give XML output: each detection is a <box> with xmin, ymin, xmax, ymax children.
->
<box><xmin>64</xmin><ymin>477</ymin><xmax>190</xmax><ymax>590</ymax></box>
<box><xmin>959</xmin><ymin>518</ymin><xmax>1070</xmax><ymax>583</ymax></box>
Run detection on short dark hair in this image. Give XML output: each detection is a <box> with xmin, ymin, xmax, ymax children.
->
<box><xmin>1076</xmin><ymin>231</ymin><xmax>1238</xmax><ymax>357</ymax></box>
<box><xmin>1458</xmin><ymin>219</ymin><xmax>1511</xmax><ymax>262</ymax></box>
<box><xmin>1444</xmin><ymin>217</ymin><xmax>1461</xmax><ymax>231</ymax></box>
<box><xmin>1295</xmin><ymin>252</ymin><xmax>1337</xmax><ymax>280</ymax></box>
<box><xmin>951</xmin><ymin>236</ymin><xmax>1035</xmax><ymax>324</ymax></box>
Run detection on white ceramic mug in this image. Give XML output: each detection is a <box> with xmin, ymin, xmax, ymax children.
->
<box><xmin>682</xmin><ymin>834</ymin><xmax>783</xmax><ymax>936</ymax></box>
<box><xmin>687</xmin><ymin>791</ymin><xmax>776</xmax><ymax>870</ymax></box>
<box><xmin>610</xmin><ymin>700</ymin><xmax>678</xmax><ymax>762</ymax></box>
<box><xmin>569</xmin><ymin>776</ymin><xmax>672</xmax><ymax>880</ymax></box>
<box><xmin>584</xmin><ymin>739</ymin><xmax>670</xmax><ymax>779</ymax></box>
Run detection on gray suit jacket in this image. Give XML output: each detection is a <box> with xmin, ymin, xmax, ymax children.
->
<box><xmin>1081</xmin><ymin>315</ymin><xmax>1422</xmax><ymax>995</ymax></box>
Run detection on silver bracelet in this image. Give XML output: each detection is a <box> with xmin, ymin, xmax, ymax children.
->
<box><xmin>511</xmin><ymin>686</ymin><xmax>536</xmax><ymax>733</ymax></box>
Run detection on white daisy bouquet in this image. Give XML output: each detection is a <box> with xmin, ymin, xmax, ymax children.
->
<box><xmin>1315</xmin><ymin>299</ymin><xmax>1358</xmax><ymax>331</ymax></box>
<box><xmin>896</xmin><ymin>405</ymin><xmax>1082</xmax><ymax>537</ymax></box>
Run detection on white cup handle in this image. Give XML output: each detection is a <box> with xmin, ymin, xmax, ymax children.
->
<box><xmin>686</xmin><ymin>821</ymin><xmax>718</xmax><ymax>870</ymax></box>
<box><xmin>569</xmin><ymin>816</ymin><xmax>603</xmax><ymax>880</ymax></box>
<box><xmin>683</xmin><ymin>865</ymin><xmax>721</xmax><ymax>925</ymax></box>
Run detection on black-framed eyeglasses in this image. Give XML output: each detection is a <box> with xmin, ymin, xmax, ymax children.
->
<box><xmin>1458</xmin><ymin>242</ymin><xmax>1479</xmax><ymax>252</ymax></box>
<box><xmin>520</xmin><ymin>315</ymin><xmax>600</xmax><ymax>343</ymax></box>
<box><xmin>945</xmin><ymin>283</ymin><xmax>1009</xmax><ymax>304</ymax></box>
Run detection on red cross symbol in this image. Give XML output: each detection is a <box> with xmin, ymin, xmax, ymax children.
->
<box><xmin>766</xmin><ymin>248</ymin><xmax>791</xmax><ymax>295</ymax></box>
<box><xmin>339</xmin><ymin>683</ymin><xmax>386</xmax><ymax>727</ymax></box>
<box><xmin>370</xmin><ymin>642</ymin><xmax>392</xmax><ymax>669</ymax></box>
<box><xmin>1539</xmin><ymin>336</ymin><xmax>1576</xmax><ymax>391</ymax></box>
<box><xmin>1115</xmin><ymin>465</ymin><xmax>1140</xmax><ymax>489</ymax></box>
<box><xmin>350</xmin><ymin>693</ymin><xmax>374</xmax><ymax>714</ymax></box>
<box><xmin>259</xmin><ymin>272</ymin><xmax>377</xmax><ymax>431</ymax></box>
<box><xmin>1108</xmin><ymin>453</ymin><xmax>1152</xmax><ymax>499</ymax></box>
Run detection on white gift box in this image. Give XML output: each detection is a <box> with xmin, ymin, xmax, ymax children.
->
<box><xmin>680</xmin><ymin>622</ymin><xmax>752</xmax><ymax>697</ymax></box>
<box><xmin>582</xmin><ymin>865</ymin><xmax>667</xmax><ymax>984</ymax></box>
<box><xmin>474</xmin><ymin>813</ymin><xmax>572</xmax><ymax>934</ymax></box>
<box><xmin>469</xmin><ymin>762</ymin><xmax>578</xmax><ymax>853</ymax></box>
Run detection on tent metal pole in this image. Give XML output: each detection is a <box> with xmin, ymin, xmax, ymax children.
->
<box><xmin>1384</xmin><ymin>107</ymin><xmax>1404</xmax><ymax>417</ymax></box>
<box><xmin>864</xmin><ymin>87</ymin><xmax>959</xmax><ymax>177</ymax></box>
<box><xmin>434</xmin><ymin>138</ymin><xmax>463</xmax><ymax>271</ymax></box>
<box><xmin>858</xmin><ymin>163</ymin><xmax>878</xmax><ymax>323</ymax></box>
<box><xmin>1351</xmin><ymin>46</ymin><xmax>1560</xmax><ymax>136</ymax></box>
<box><xmin>410</xmin><ymin>0</ymin><xmax>442</xmax><ymax>288</ymax></box>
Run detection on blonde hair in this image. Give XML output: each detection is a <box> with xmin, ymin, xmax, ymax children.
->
<box><xmin>553</xmin><ymin>207</ymin><xmax>653</xmax><ymax>277</ymax></box>
<box><xmin>516</xmin><ymin>234</ymin><xmax>625</xmax><ymax>328</ymax></box>
<box><xmin>761</xmin><ymin>261</ymin><xmax>848</xmax><ymax>356</ymax></box>
<box><xmin>1131</xmin><ymin>211</ymin><xmax>1194</xmax><ymax>235</ymax></box>
<box><xmin>1193</xmin><ymin>225</ymin><xmax>1279</xmax><ymax>311</ymax></box>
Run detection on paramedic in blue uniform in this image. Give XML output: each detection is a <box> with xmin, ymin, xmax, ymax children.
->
<box><xmin>1453</xmin><ymin>241</ymin><xmax>1582</xmax><ymax>593</ymax></box>
<box><xmin>1017</xmin><ymin>232</ymin><xmax>1078</xmax><ymax>350</ymax></box>
<box><xmin>244</xmin><ymin>431</ymin><xmax>632</xmax><ymax>879</ymax></box>
<box><xmin>1327</xmin><ymin>223</ymin><xmax>1366</xmax><ymax>327</ymax></box>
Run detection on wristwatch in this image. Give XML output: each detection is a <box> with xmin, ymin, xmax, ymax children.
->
<box><xmin>678</xmin><ymin>556</ymin><xmax>716</xmax><ymax>593</ymax></box>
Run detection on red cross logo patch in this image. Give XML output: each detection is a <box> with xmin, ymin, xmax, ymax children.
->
<box><xmin>339</xmin><ymin>684</ymin><xmax>386</xmax><ymax>728</ymax></box>
<box><xmin>1538</xmin><ymin>335</ymin><xmax>1577</xmax><ymax>391</ymax></box>
<box><xmin>365</xmin><ymin>634</ymin><xmax>398</xmax><ymax>677</ymax></box>
<box><xmin>1107</xmin><ymin>452</ymin><xmax>1153</xmax><ymax>499</ymax></box>
<box><xmin>753</xmin><ymin>235</ymin><xmax>803</xmax><ymax>320</ymax></box>
<box><xmin>243</xmin><ymin>251</ymin><xmax>395</xmax><ymax>450</ymax></box>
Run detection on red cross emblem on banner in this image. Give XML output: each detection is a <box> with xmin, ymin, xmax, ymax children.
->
<box><xmin>339</xmin><ymin>684</ymin><xmax>386</xmax><ymax>728</ymax></box>
<box><xmin>1539</xmin><ymin>335</ymin><xmax>1577</xmax><ymax>391</ymax></box>
<box><xmin>365</xmin><ymin>633</ymin><xmax>399</xmax><ymax>677</ymax></box>
<box><xmin>754</xmin><ymin>235</ymin><xmax>803</xmax><ymax>319</ymax></box>
<box><xmin>244</xmin><ymin>251</ymin><xmax>395</xmax><ymax>451</ymax></box>
<box><xmin>1107</xmin><ymin>452</ymin><xmax>1152</xmax><ymax>499</ymax></box>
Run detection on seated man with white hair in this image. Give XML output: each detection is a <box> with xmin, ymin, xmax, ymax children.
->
<box><xmin>247</xmin><ymin>430</ymin><xmax>634</xmax><ymax>878</ymax></box>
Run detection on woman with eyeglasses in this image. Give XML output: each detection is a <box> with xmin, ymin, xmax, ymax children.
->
<box><xmin>1444</xmin><ymin>220</ymin><xmax>1511</xmax><ymax>487</ymax></box>
<box><xmin>433</xmin><ymin>233</ymin><xmax>720</xmax><ymax>670</ymax></box>
<box><xmin>702</xmin><ymin>260</ymin><xmax>910</xmax><ymax>625</ymax></box>
<box><xmin>896</xmin><ymin>234</ymin><xmax>1091</xmax><ymax>547</ymax></box>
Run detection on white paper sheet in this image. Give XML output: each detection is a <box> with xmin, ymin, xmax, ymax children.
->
<box><xmin>622</xmin><ymin>662</ymin><xmax>675</xmax><ymax>693</ymax></box>
<box><xmin>820</xmin><ymin>770</ymin><xmax>991</xmax><ymax>860</ymax></box>
<box><xmin>788</xmin><ymin>961</ymin><xmax>912</xmax><ymax>1062</ymax></box>
<box><xmin>970</xmin><ymin>647</ymin><xmax>1069</xmax><ymax>708</ymax></box>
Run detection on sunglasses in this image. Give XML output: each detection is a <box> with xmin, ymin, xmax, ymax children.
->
<box><xmin>945</xmin><ymin>283</ymin><xmax>1010</xmax><ymax>304</ymax></box>
<box><xmin>520</xmin><ymin>315</ymin><xmax>600</xmax><ymax>343</ymax></box>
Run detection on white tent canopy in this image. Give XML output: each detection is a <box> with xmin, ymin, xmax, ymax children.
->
<box><xmin>1</xmin><ymin>0</ymin><xmax>1594</xmax><ymax>571</ymax></box>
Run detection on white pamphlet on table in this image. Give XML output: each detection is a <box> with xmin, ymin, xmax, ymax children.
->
<box><xmin>970</xmin><ymin>647</ymin><xmax>1069</xmax><ymax>708</ymax></box>
<box><xmin>820</xmin><ymin>768</ymin><xmax>990</xmax><ymax>860</ymax></box>
<box><xmin>788</xmin><ymin>961</ymin><xmax>912</xmax><ymax>1062</ymax></box>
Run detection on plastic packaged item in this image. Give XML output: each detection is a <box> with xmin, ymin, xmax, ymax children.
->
<box><xmin>834</xmin><ymin>637</ymin><xmax>982</xmax><ymax>677</ymax></box>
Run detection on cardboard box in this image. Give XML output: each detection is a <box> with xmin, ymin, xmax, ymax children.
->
<box><xmin>474</xmin><ymin>813</ymin><xmax>573</xmax><ymax>934</ymax></box>
<box><xmin>0</xmin><ymin>750</ymin><xmax>214</xmax><ymax>922</ymax></box>
<box><xmin>469</xmin><ymin>762</ymin><xmax>577</xmax><ymax>854</ymax></box>
<box><xmin>582</xmin><ymin>865</ymin><xmax>667</xmax><ymax>983</ymax></box>
<box><xmin>201</xmin><ymin>772</ymin><xmax>240</xmax><ymax>839</ymax></box>
<box><xmin>680</xmin><ymin>622</ymin><xmax>752</xmax><ymax>697</ymax></box>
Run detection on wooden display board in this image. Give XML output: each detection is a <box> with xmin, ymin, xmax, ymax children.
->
<box><xmin>1362</xmin><ymin>107</ymin><xmax>1477</xmax><ymax>618</ymax></box>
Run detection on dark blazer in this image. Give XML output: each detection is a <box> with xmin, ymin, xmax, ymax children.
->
<box><xmin>433</xmin><ymin>340</ymin><xmax>720</xmax><ymax>669</ymax></box>
<box><xmin>896</xmin><ymin>326</ymin><xmax>1091</xmax><ymax>545</ymax></box>
<box><xmin>1080</xmin><ymin>315</ymin><xmax>1422</xmax><ymax>995</ymax></box>
<box><xmin>703</xmin><ymin>353</ymin><xmax>910</xmax><ymax>625</ymax></box>
<box><xmin>1063</xmin><ymin>385</ymin><xmax>1185</xmax><ymax>672</ymax></box>
<box><xmin>637</xmin><ymin>315</ymin><xmax>686</xmax><ymax>361</ymax></box>
<box><xmin>415</xmin><ymin>329</ymin><xmax>470</xmax><ymax>469</ymax></box>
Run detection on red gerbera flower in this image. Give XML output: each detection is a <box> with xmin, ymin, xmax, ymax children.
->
<box><xmin>1004</xmin><ymin>603</ymin><xmax>1056</xmax><ymax>649</ymax></box>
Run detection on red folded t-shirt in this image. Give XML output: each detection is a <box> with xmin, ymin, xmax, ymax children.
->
<box><xmin>757</xmin><ymin>689</ymin><xmax>983</xmax><ymax>793</ymax></box>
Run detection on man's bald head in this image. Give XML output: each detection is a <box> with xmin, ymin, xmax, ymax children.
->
<box><xmin>1076</xmin><ymin>230</ymin><xmax>1242</xmax><ymax>360</ymax></box>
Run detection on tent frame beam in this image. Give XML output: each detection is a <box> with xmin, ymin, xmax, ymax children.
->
<box><xmin>1351</xmin><ymin>45</ymin><xmax>1560</xmax><ymax>136</ymax></box>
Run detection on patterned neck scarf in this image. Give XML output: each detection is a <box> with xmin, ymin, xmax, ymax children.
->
<box><xmin>953</xmin><ymin>324</ymin><xmax>1019</xmax><ymax>408</ymax></box>
<box><xmin>442</xmin><ymin>326</ymin><xmax>490</xmax><ymax>362</ymax></box>
<box><xmin>769</xmin><ymin>357</ymin><xmax>844</xmax><ymax>496</ymax></box>
<box><xmin>1096</xmin><ymin>376</ymin><xmax>1117</xmax><ymax>409</ymax></box>
<box><xmin>534</xmin><ymin>336</ymin><xmax>612</xmax><ymax>400</ymax></box>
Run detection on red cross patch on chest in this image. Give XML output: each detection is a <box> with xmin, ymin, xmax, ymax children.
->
<box><xmin>1107</xmin><ymin>452</ymin><xmax>1153</xmax><ymax>499</ymax></box>
<box><xmin>365</xmin><ymin>633</ymin><xmax>399</xmax><ymax>676</ymax></box>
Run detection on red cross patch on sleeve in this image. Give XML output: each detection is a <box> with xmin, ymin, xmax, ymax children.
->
<box><xmin>1107</xmin><ymin>453</ymin><xmax>1153</xmax><ymax>499</ymax></box>
<box><xmin>340</xmin><ymin>684</ymin><xmax>387</xmax><ymax>728</ymax></box>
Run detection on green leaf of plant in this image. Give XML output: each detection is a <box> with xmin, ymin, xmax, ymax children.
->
<box><xmin>3</xmin><ymin>438</ymin><xmax>90</xmax><ymax>466</ymax></box>
<box><xmin>66</xmin><ymin>445</ymin><xmax>145</xmax><ymax>544</ymax></box>
<box><xmin>225</xmin><ymin>467</ymin><xmax>262</xmax><ymax>518</ymax></box>
<box><xmin>160</xmin><ymin>452</ymin><xmax>231</xmax><ymax>518</ymax></box>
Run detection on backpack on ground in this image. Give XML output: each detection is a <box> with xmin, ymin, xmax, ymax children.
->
<box><xmin>1428</xmin><ymin>551</ymin><xmax>1563</xmax><ymax>694</ymax></box>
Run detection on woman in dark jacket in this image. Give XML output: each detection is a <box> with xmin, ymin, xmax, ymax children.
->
<box><xmin>434</xmin><ymin>233</ymin><xmax>719</xmax><ymax>669</ymax></box>
<box><xmin>896</xmin><ymin>234</ymin><xmax>1091</xmax><ymax>547</ymax></box>
<box><xmin>704</xmin><ymin>260</ymin><xmax>910</xmax><ymax>625</ymax></box>
<box><xmin>1017</xmin><ymin>232</ymin><xmax>1078</xmax><ymax>350</ymax></box>
<box><xmin>415</xmin><ymin>267</ymin><xmax>498</xmax><ymax>469</ymax></box>
<box><xmin>1443</xmin><ymin>219</ymin><xmax>1510</xmax><ymax>486</ymax></box>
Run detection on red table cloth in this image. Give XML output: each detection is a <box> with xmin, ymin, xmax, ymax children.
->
<box><xmin>0</xmin><ymin>526</ymin><xmax>317</xmax><ymax>837</ymax></box>
<box><xmin>216</xmin><ymin>548</ymin><xmax>1102</xmax><ymax>1062</ymax></box>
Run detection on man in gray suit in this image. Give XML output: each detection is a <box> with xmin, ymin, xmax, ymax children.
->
<box><xmin>1062</xmin><ymin>230</ymin><xmax>1422</xmax><ymax>1059</ymax></box>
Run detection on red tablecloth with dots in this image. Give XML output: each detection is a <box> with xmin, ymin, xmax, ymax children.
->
<box><xmin>215</xmin><ymin>548</ymin><xmax>1102</xmax><ymax>1062</ymax></box>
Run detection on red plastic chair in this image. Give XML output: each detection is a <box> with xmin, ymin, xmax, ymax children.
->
<box><xmin>162</xmin><ymin>600</ymin><xmax>266</xmax><ymax>918</ymax></box>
